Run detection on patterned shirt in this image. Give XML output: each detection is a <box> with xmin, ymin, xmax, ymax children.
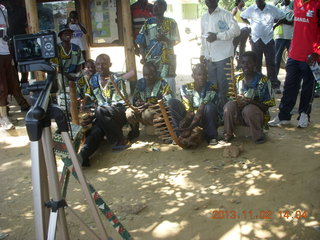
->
<box><xmin>76</xmin><ymin>74</ymin><xmax>93</xmax><ymax>100</ymax></box>
<box><xmin>236</xmin><ymin>72</ymin><xmax>275</xmax><ymax>126</ymax></box>
<box><xmin>180</xmin><ymin>82</ymin><xmax>218</xmax><ymax>112</ymax></box>
<box><xmin>236</xmin><ymin>72</ymin><xmax>275</xmax><ymax>107</ymax></box>
<box><xmin>52</xmin><ymin>43</ymin><xmax>85</xmax><ymax>84</ymax></box>
<box><xmin>133</xmin><ymin>77</ymin><xmax>172</xmax><ymax>105</ymax></box>
<box><xmin>136</xmin><ymin>17</ymin><xmax>180</xmax><ymax>78</ymax></box>
<box><xmin>90</xmin><ymin>73</ymin><xmax>127</xmax><ymax>106</ymax></box>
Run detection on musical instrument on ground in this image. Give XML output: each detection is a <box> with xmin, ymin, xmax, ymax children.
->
<box><xmin>149</xmin><ymin>99</ymin><xmax>187</xmax><ymax>148</ymax></box>
<box><xmin>226</xmin><ymin>57</ymin><xmax>237</xmax><ymax>99</ymax></box>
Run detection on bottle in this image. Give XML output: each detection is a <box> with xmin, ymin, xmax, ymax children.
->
<box><xmin>310</xmin><ymin>62</ymin><xmax>320</xmax><ymax>82</ymax></box>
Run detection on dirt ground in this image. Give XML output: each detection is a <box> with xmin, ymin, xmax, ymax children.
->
<box><xmin>0</xmin><ymin>39</ymin><xmax>320</xmax><ymax>239</ymax></box>
<box><xmin>1</xmin><ymin>77</ymin><xmax>320</xmax><ymax>240</ymax></box>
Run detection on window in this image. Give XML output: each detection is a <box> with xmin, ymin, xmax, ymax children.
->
<box><xmin>37</xmin><ymin>1</ymin><xmax>75</xmax><ymax>33</ymax></box>
<box><xmin>182</xmin><ymin>4</ymin><xmax>198</xmax><ymax>20</ymax></box>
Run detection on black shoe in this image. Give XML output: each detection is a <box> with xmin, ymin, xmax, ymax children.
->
<box><xmin>128</xmin><ymin>129</ymin><xmax>140</xmax><ymax>141</ymax></box>
<box><xmin>21</xmin><ymin>104</ymin><xmax>31</xmax><ymax>111</ymax></box>
<box><xmin>254</xmin><ymin>135</ymin><xmax>266</xmax><ymax>144</ymax></box>
<box><xmin>82</xmin><ymin>160</ymin><xmax>91</xmax><ymax>167</ymax></box>
<box><xmin>78</xmin><ymin>152</ymin><xmax>91</xmax><ymax>167</ymax></box>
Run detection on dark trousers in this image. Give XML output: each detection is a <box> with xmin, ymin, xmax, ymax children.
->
<box><xmin>251</xmin><ymin>39</ymin><xmax>280</xmax><ymax>89</ymax></box>
<box><xmin>275</xmin><ymin>39</ymin><xmax>291</xmax><ymax>76</ymax></box>
<box><xmin>80</xmin><ymin>125</ymin><xmax>104</xmax><ymax>161</ymax></box>
<box><xmin>207</xmin><ymin>58</ymin><xmax>231</xmax><ymax>115</ymax></box>
<box><xmin>80</xmin><ymin>104</ymin><xmax>127</xmax><ymax>160</ymax></box>
<box><xmin>168</xmin><ymin>99</ymin><xmax>219</xmax><ymax>141</ymax></box>
<box><xmin>233</xmin><ymin>27</ymin><xmax>251</xmax><ymax>65</ymax></box>
<box><xmin>278</xmin><ymin>58</ymin><xmax>315</xmax><ymax>120</ymax></box>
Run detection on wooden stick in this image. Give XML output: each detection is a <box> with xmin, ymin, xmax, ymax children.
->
<box><xmin>69</xmin><ymin>81</ymin><xmax>79</xmax><ymax>125</ymax></box>
<box><xmin>109</xmin><ymin>74</ymin><xmax>138</xmax><ymax>112</ymax></box>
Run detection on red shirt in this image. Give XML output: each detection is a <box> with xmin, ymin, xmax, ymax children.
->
<box><xmin>131</xmin><ymin>2</ymin><xmax>153</xmax><ymax>39</ymax></box>
<box><xmin>289</xmin><ymin>0</ymin><xmax>320</xmax><ymax>62</ymax></box>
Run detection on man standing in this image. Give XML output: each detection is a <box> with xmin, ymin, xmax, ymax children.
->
<box><xmin>273</xmin><ymin>0</ymin><xmax>293</xmax><ymax>78</ymax></box>
<box><xmin>136</xmin><ymin>0</ymin><xmax>180</xmax><ymax>97</ymax></box>
<box><xmin>232</xmin><ymin>0</ymin><xmax>251</xmax><ymax>68</ymax></box>
<box><xmin>0</xmin><ymin>3</ymin><xmax>15</xmax><ymax>129</ymax></box>
<box><xmin>241</xmin><ymin>0</ymin><xmax>285</xmax><ymax>93</ymax></box>
<box><xmin>269</xmin><ymin>0</ymin><xmax>320</xmax><ymax>128</ymax></box>
<box><xmin>200</xmin><ymin>0</ymin><xmax>240</xmax><ymax>115</ymax></box>
<box><xmin>131</xmin><ymin>0</ymin><xmax>153</xmax><ymax>40</ymax></box>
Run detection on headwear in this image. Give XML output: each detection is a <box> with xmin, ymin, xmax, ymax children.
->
<box><xmin>58</xmin><ymin>24</ymin><xmax>73</xmax><ymax>37</ymax></box>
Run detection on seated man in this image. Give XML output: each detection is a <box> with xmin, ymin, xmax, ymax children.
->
<box><xmin>169</xmin><ymin>63</ymin><xmax>220</xmax><ymax>146</ymax></box>
<box><xmin>79</xmin><ymin>54</ymin><xmax>129</xmax><ymax>167</ymax></box>
<box><xmin>223</xmin><ymin>51</ymin><xmax>275</xmax><ymax>144</ymax></box>
<box><xmin>76</xmin><ymin>59</ymin><xmax>96</xmax><ymax>111</ymax></box>
<box><xmin>126</xmin><ymin>61</ymin><xmax>172</xmax><ymax>139</ymax></box>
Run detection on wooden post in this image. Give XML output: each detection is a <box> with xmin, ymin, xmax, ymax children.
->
<box><xmin>78</xmin><ymin>0</ymin><xmax>91</xmax><ymax>59</ymax></box>
<box><xmin>24</xmin><ymin>0</ymin><xmax>45</xmax><ymax>80</ymax></box>
<box><xmin>25</xmin><ymin>0</ymin><xmax>39</xmax><ymax>34</ymax></box>
<box><xmin>69</xmin><ymin>81</ymin><xmax>79</xmax><ymax>125</ymax></box>
<box><xmin>121</xmin><ymin>0</ymin><xmax>137</xmax><ymax>85</ymax></box>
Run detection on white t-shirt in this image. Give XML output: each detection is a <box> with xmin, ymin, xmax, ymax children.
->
<box><xmin>0</xmin><ymin>4</ymin><xmax>10</xmax><ymax>55</ymax></box>
<box><xmin>69</xmin><ymin>23</ymin><xmax>87</xmax><ymax>51</ymax></box>
<box><xmin>241</xmin><ymin>4</ymin><xmax>285</xmax><ymax>44</ymax></box>
<box><xmin>201</xmin><ymin>7</ymin><xmax>240</xmax><ymax>62</ymax></box>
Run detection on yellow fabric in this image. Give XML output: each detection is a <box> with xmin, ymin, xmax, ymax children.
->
<box><xmin>234</xmin><ymin>9</ymin><xmax>245</xmax><ymax>24</ymax></box>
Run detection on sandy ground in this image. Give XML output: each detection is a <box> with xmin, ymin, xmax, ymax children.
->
<box><xmin>1</xmin><ymin>40</ymin><xmax>320</xmax><ymax>239</ymax></box>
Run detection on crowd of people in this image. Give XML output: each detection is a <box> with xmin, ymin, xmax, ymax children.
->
<box><xmin>0</xmin><ymin>0</ymin><xmax>319</xmax><ymax>167</ymax></box>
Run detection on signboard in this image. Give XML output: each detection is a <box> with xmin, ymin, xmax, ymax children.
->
<box><xmin>89</xmin><ymin>0</ymin><xmax>119</xmax><ymax>44</ymax></box>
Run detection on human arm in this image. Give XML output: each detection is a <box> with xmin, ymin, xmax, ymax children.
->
<box><xmin>240</xmin><ymin>7</ymin><xmax>251</xmax><ymax>25</ymax></box>
<box><xmin>135</xmin><ymin>23</ymin><xmax>148</xmax><ymax>63</ymax></box>
<box><xmin>273</xmin><ymin>17</ymin><xmax>293</xmax><ymax>30</ymax></box>
<box><xmin>215</xmin><ymin>11</ymin><xmax>240</xmax><ymax>41</ymax></box>
<box><xmin>156</xmin><ymin>19</ymin><xmax>180</xmax><ymax>46</ymax></box>
<box><xmin>232</xmin><ymin>7</ymin><xmax>238</xmax><ymax>17</ymax></box>
<box><xmin>236</xmin><ymin>96</ymin><xmax>269</xmax><ymax>112</ymax></box>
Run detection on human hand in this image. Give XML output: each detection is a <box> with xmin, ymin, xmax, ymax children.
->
<box><xmin>236</xmin><ymin>96</ymin><xmax>252</xmax><ymax>109</ymax></box>
<box><xmin>200</xmin><ymin>56</ymin><xmax>206</xmax><ymax>64</ymax></box>
<box><xmin>180</xmin><ymin>127</ymin><xmax>192</xmax><ymax>138</ymax></box>
<box><xmin>206</xmin><ymin>32</ymin><xmax>217</xmax><ymax>43</ymax></box>
<box><xmin>140</xmin><ymin>57</ymin><xmax>146</xmax><ymax>65</ymax></box>
<box><xmin>307</xmin><ymin>53</ymin><xmax>319</xmax><ymax>66</ymax></box>
<box><xmin>156</xmin><ymin>33</ymin><xmax>168</xmax><ymax>43</ymax></box>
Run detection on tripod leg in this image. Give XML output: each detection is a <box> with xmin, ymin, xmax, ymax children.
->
<box><xmin>30</xmin><ymin>140</ymin><xmax>50</xmax><ymax>239</ymax></box>
<box><xmin>61</xmin><ymin>132</ymin><xmax>109</xmax><ymax>239</ymax></box>
<box><xmin>42</xmin><ymin>127</ymin><xmax>69</xmax><ymax>240</ymax></box>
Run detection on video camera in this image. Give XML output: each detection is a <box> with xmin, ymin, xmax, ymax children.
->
<box><xmin>13</xmin><ymin>31</ymin><xmax>58</xmax><ymax>106</ymax></box>
<box><xmin>13</xmin><ymin>30</ymin><xmax>57</xmax><ymax>72</ymax></box>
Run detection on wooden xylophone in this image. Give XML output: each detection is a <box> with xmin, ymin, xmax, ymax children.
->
<box><xmin>149</xmin><ymin>99</ymin><xmax>187</xmax><ymax>149</ymax></box>
<box><xmin>225</xmin><ymin>57</ymin><xmax>237</xmax><ymax>99</ymax></box>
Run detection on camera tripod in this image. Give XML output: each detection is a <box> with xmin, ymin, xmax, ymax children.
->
<box><xmin>25</xmin><ymin>67</ymin><xmax>111</xmax><ymax>240</ymax></box>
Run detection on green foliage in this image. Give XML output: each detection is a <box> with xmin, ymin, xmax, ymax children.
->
<box><xmin>198</xmin><ymin>0</ymin><xmax>256</xmax><ymax>13</ymax></box>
